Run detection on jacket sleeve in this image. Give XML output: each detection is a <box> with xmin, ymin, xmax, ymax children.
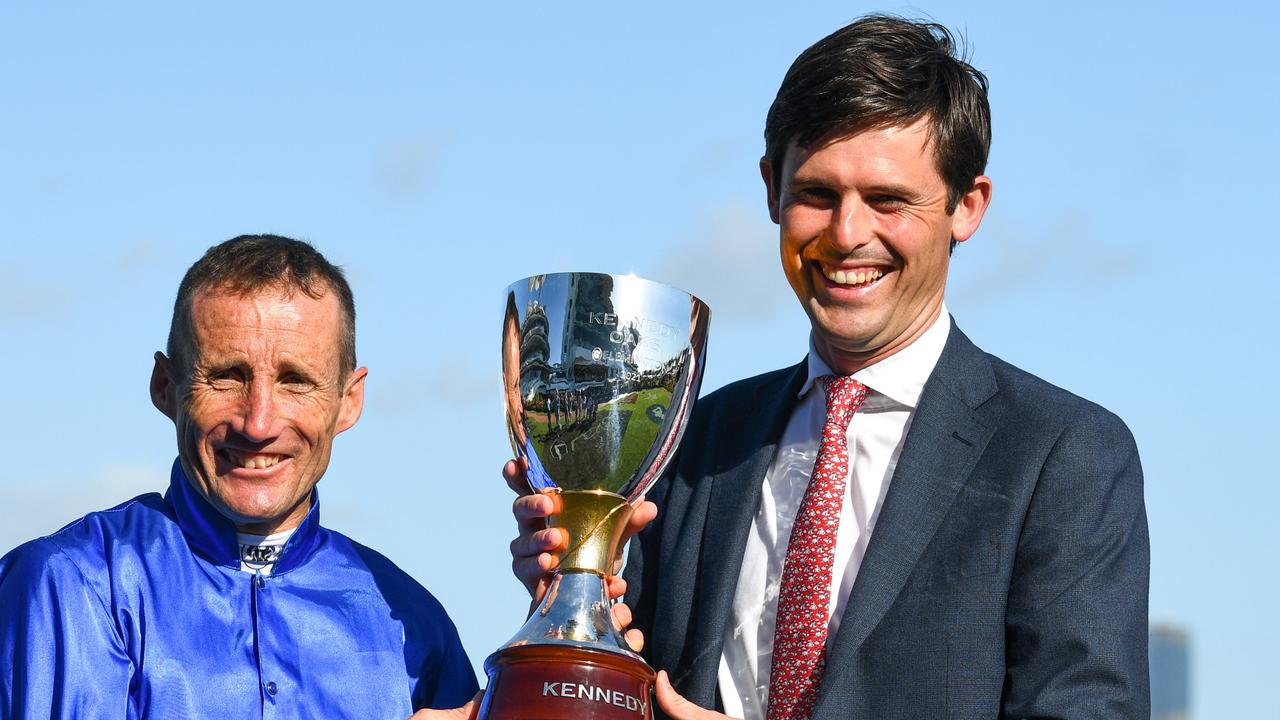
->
<box><xmin>414</xmin><ymin>630</ymin><xmax>479</xmax><ymax>711</ymax></box>
<box><xmin>623</xmin><ymin>467</ymin><xmax>672</xmax><ymax>654</ymax></box>
<box><xmin>1001</xmin><ymin>409</ymin><xmax>1150</xmax><ymax>719</ymax></box>
<box><xmin>0</xmin><ymin>539</ymin><xmax>133</xmax><ymax>719</ymax></box>
<box><xmin>409</xmin><ymin>601</ymin><xmax>480</xmax><ymax>711</ymax></box>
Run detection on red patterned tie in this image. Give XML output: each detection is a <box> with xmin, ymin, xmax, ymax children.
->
<box><xmin>766</xmin><ymin>375</ymin><xmax>868</xmax><ymax>720</ymax></box>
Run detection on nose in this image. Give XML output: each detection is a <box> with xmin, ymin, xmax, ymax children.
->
<box><xmin>240</xmin><ymin>377</ymin><xmax>278</xmax><ymax>442</ymax></box>
<box><xmin>828</xmin><ymin>196</ymin><xmax>874</xmax><ymax>252</ymax></box>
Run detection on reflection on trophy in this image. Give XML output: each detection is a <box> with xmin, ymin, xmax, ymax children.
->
<box><xmin>482</xmin><ymin>273</ymin><xmax>710</xmax><ymax>720</ymax></box>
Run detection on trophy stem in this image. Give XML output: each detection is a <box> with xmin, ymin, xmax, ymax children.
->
<box><xmin>545</xmin><ymin>489</ymin><xmax>634</xmax><ymax>574</ymax></box>
<box><xmin>498</xmin><ymin>571</ymin><xmax>640</xmax><ymax>659</ymax></box>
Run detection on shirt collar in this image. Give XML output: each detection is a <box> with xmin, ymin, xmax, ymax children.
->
<box><xmin>799</xmin><ymin>303</ymin><xmax>951</xmax><ymax>409</ymax></box>
<box><xmin>164</xmin><ymin>457</ymin><xmax>323</xmax><ymax>574</ymax></box>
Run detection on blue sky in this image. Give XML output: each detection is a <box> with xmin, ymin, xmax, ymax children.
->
<box><xmin>2</xmin><ymin>3</ymin><xmax>1277</xmax><ymax>716</ymax></box>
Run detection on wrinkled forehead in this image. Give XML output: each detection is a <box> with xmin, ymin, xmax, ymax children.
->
<box><xmin>191</xmin><ymin>283</ymin><xmax>327</xmax><ymax>323</ymax></box>
<box><xmin>187</xmin><ymin>286</ymin><xmax>344</xmax><ymax>366</ymax></box>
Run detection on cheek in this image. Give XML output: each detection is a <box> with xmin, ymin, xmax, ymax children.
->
<box><xmin>876</xmin><ymin>213</ymin><xmax>912</xmax><ymax>238</ymax></box>
<box><xmin>779</xmin><ymin>243</ymin><xmax>809</xmax><ymax>291</ymax></box>
<box><xmin>780</xmin><ymin>242</ymin><xmax>804</xmax><ymax>272</ymax></box>
<box><xmin>887</xmin><ymin>219</ymin><xmax>948</xmax><ymax>268</ymax></box>
<box><xmin>781</xmin><ymin>207</ymin><xmax>828</xmax><ymax>242</ymax></box>
<box><xmin>175</xmin><ymin>403</ymin><xmax>217</xmax><ymax>442</ymax></box>
<box><xmin>779</xmin><ymin>226</ymin><xmax>815</xmax><ymax>270</ymax></box>
<box><xmin>184</xmin><ymin>389</ymin><xmax>238</xmax><ymax>424</ymax></box>
<box><xmin>286</xmin><ymin>397</ymin><xmax>344</xmax><ymax>437</ymax></box>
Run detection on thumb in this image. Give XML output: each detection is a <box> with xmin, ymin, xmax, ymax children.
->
<box><xmin>655</xmin><ymin>670</ymin><xmax>728</xmax><ymax>720</ymax></box>
<box><xmin>406</xmin><ymin>692</ymin><xmax>481</xmax><ymax>719</ymax></box>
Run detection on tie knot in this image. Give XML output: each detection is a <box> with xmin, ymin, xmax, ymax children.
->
<box><xmin>821</xmin><ymin>375</ymin><xmax>867</xmax><ymax>429</ymax></box>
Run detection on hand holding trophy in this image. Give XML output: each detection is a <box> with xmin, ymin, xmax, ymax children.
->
<box><xmin>483</xmin><ymin>273</ymin><xmax>709</xmax><ymax>720</ymax></box>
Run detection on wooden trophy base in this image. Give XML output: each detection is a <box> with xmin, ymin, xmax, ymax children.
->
<box><xmin>477</xmin><ymin>644</ymin><xmax>655</xmax><ymax>720</ymax></box>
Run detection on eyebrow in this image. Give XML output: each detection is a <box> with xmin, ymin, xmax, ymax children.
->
<box><xmin>787</xmin><ymin>174</ymin><xmax>832</xmax><ymax>188</ymax></box>
<box><xmin>788</xmin><ymin>176</ymin><xmax>924</xmax><ymax>202</ymax></box>
<box><xmin>198</xmin><ymin>359</ymin><xmax>246</xmax><ymax>374</ymax></box>
<box><xmin>862</xmin><ymin>182</ymin><xmax>920</xmax><ymax>198</ymax></box>
<box><xmin>276</xmin><ymin>359</ymin><xmax>327</xmax><ymax>384</ymax></box>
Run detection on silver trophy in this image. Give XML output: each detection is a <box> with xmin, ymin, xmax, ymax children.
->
<box><xmin>483</xmin><ymin>272</ymin><xmax>709</xmax><ymax>720</ymax></box>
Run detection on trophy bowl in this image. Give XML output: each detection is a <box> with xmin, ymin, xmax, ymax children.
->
<box><xmin>482</xmin><ymin>272</ymin><xmax>709</xmax><ymax>720</ymax></box>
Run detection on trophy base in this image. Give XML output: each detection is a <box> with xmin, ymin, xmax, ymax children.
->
<box><xmin>478</xmin><ymin>644</ymin><xmax>655</xmax><ymax>720</ymax></box>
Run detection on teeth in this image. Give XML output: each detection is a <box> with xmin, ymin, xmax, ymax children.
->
<box><xmin>228</xmin><ymin>451</ymin><xmax>282</xmax><ymax>469</ymax></box>
<box><xmin>824</xmin><ymin>268</ymin><xmax>884</xmax><ymax>287</ymax></box>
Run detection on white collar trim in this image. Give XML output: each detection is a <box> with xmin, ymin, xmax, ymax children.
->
<box><xmin>799</xmin><ymin>303</ymin><xmax>951</xmax><ymax>409</ymax></box>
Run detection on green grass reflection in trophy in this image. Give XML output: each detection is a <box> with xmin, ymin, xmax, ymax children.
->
<box><xmin>484</xmin><ymin>272</ymin><xmax>709</xmax><ymax>720</ymax></box>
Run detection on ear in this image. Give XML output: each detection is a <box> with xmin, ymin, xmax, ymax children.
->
<box><xmin>150</xmin><ymin>351</ymin><xmax>178</xmax><ymax>421</ymax></box>
<box><xmin>335</xmin><ymin>366</ymin><xmax>368</xmax><ymax>435</ymax></box>
<box><xmin>951</xmin><ymin>175</ymin><xmax>993</xmax><ymax>245</ymax></box>
<box><xmin>760</xmin><ymin>157</ymin><xmax>781</xmax><ymax>225</ymax></box>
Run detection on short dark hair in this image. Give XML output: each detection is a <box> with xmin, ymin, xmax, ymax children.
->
<box><xmin>764</xmin><ymin>14</ymin><xmax>991</xmax><ymax>212</ymax></box>
<box><xmin>167</xmin><ymin>234</ymin><xmax>357</xmax><ymax>376</ymax></box>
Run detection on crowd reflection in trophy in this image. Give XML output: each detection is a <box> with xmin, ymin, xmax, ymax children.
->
<box><xmin>504</xmin><ymin>274</ymin><xmax>689</xmax><ymax>492</ymax></box>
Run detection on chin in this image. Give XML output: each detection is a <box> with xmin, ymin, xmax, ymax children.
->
<box><xmin>217</xmin><ymin>491</ymin><xmax>297</xmax><ymax>526</ymax></box>
<box><xmin>812</xmin><ymin>318</ymin><xmax>886</xmax><ymax>352</ymax></box>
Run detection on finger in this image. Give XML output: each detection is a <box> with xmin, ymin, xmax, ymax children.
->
<box><xmin>513</xmin><ymin>494</ymin><xmax>555</xmax><ymax>535</ymax></box>
<box><xmin>655</xmin><ymin>670</ymin><xmax>730</xmax><ymax>720</ymax></box>
<box><xmin>510</xmin><ymin>550</ymin><xmax>556</xmax><ymax>580</ymax></box>
<box><xmin>405</xmin><ymin>691</ymin><xmax>481</xmax><ymax>719</ymax></box>
<box><xmin>503</xmin><ymin>460</ymin><xmax>528</xmax><ymax>496</ymax></box>
<box><xmin>509</xmin><ymin>527</ymin><xmax>567</xmax><ymax>560</ymax></box>
<box><xmin>604</xmin><ymin>575</ymin><xmax>627</xmax><ymax>600</ymax></box>
<box><xmin>623</xmin><ymin>627</ymin><xmax>645</xmax><ymax>653</ymax></box>
<box><xmin>528</xmin><ymin>575</ymin><xmax>554</xmax><ymax>609</ymax></box>
<box><xmin>510</xmin><ymin>492</ymin><xmax>565</xmax><ymax>598</ymax></box>
<box><xmin>611</xmin><ymin>600</ymin><xmax>632</xmax><ymax>631</ymax></box>
<box><xmin>620</xmin><ymin>499</ymin><xmax>658</xmax><ymax>544</ymax></box>
<box><xmin>610</xmin><ymin>500</ymin><xmax>657</xmax><ymax>574</ymax></box>
<box><xmin>512</xmin><ymin>549</ymin><xmax>561</xmax><ymax>596</ymax></box>
<box><xmin>611</xmin><ymin>601</ymin><xmax>646</xmax><ymax>652</ymax></box>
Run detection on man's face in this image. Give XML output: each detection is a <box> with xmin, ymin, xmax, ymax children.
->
<box><xmin>502</xmin><ymin>305</ymin><xmax>527</xmax><ymax>445</ymax></box>
<box><xmin>762</xmin><ymin>118</ymin><xmax>990</xmax><ymax>373</ymax></box>
<box><xmin>151</xmin><ymin>286</ymin><xmax>366</xmax><ymax>534</ymax></box>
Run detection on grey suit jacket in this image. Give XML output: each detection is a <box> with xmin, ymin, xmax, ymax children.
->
<box><xmin>626</xmin><ymin>321</ymin><xmax>1149</xmax><ymax>719</ymax></box>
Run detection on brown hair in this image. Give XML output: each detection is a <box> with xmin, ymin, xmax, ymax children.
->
<box><xmin>764</xmin><ymin>14</ymin><xmax>991</xmax><ymax>212</ymax></box>
<box><xmin>167</xmin><ymin>234</ymin><xmax>357</xmax><ymax>375</ymax></box>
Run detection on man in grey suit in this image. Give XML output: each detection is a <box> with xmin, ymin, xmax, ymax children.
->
<box><xmin>511</xmin><ymin>14</ymin><xmax>1148</xmax><ymax>719</ymax></box>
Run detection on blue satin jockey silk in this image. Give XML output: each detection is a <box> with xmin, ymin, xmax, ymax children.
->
<box><xmin>0</xmin><ymin>459</ymin><xmax>478</xmax><ymax>719</ymax></box>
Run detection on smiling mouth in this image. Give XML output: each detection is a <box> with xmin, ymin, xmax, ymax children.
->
<box><xmin>219</xmin><ymin>448</ymin><xmax>287</xmax><ymax>470</ymax></box>
<box><xmin>820</xmin><ymin>265</ymin><xmax>886</xmax><ymax>288</ymax></box>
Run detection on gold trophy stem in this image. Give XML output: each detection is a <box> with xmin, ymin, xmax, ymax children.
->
<box><xmin>545</xmin><ymin>489</ymin><xmax>634</xmax><ymax>574</ymax></box>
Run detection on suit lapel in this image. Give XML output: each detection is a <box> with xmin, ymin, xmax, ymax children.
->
<box><xmin>819</xmin><ymin>322</ymin><xmax>999</xmax><ymax>704</ymax></box>
<box><xmin>678</xmin><ymin>360</ymin><xmax>807</xmax><ymax>703</ymax></box>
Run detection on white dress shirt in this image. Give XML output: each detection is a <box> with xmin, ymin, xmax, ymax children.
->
<box><xmin>717</xmin><ymin>306</ymin><xmax>950</xmax><ymax>719</ymax></box>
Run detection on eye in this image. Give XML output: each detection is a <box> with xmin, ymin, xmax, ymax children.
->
<box><xmin>791</xmin><ymin>185</ymin><xmax>838</xmax><ymax>207</ymax></box>
<box><xmin>280</xmin><ymin>371</ymin><xmax>316</xmax><ymax>391</ymax></box>
<box><xmin>205</xmin><ymin>366</ymin><xmax>245</xmax><ymax>384</ymax></box>
<box><xmin>867</xmin><ymin>194</ymin><xmax>908</xmax><ymax>211</ymax></box>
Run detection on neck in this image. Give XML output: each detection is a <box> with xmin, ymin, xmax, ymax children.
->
<box><xmin>234</xmin><ymin>497</ymin><xmax>310</xmax><ymax>536</ymax></box>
